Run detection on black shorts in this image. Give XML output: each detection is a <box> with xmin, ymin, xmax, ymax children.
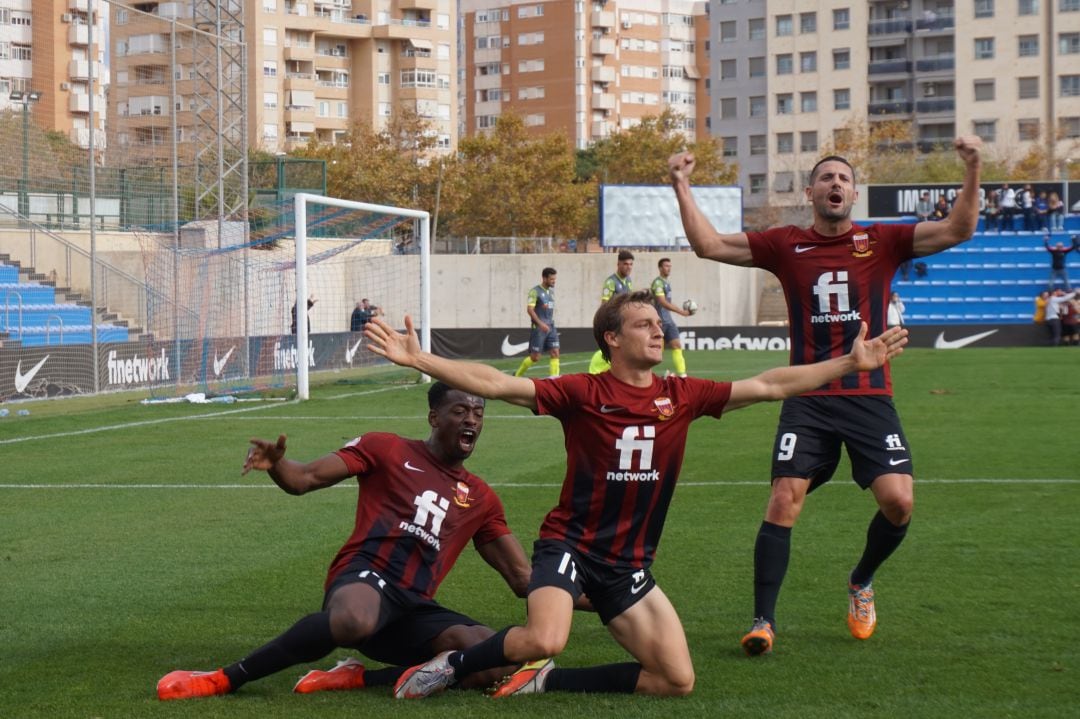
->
<box><xmin>527</xmin><ymin>539</ymin><xmax>656</xmax><ymax>625</ymax></box>
<box><xmin>770</xmin><ymin>394</ymin><xmax>913</xmax><ymax>490</ymax></box>
<box><xmin>529</xmin><ymin>326</ymin><xmax>559</xmax><ymax>353</ymax></box>
<box><xmin>324</xmin><ymin>566</ymin><xmax>483</xmax><ymax>666</ymax></box>
<box><xmin>661</xmin><ymin>320</ymin><xmax>680</xmax><ymax>343</ymax></box>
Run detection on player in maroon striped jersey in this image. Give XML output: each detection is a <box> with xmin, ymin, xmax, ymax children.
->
<box><xmin>363</xmin><ymin>294</ymin><xmax>906</xmax><ymax>698</ymax></box>
<box><xmin>669</xmin><ymin>136</ymin><xmax>983</xmax><ymax>655</ymax></box>
<box><xmin>155</xmin><ymin>382</ymin><xmax>531</xmax><ymax>701</ymax></box>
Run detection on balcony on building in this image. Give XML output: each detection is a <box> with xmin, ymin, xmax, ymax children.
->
<box><xmin>284</xmin><ymin>40</ymin><xmax>314</xmax><ymax>62</ymax></box>
<box><xmin>592</xmin><ymin>10</ymin><xmax>615</xmax><ymax>28</ymax></box>
<box><xmin>914</xmin><ymin>12</ymin><xmax>954</xmax><ymax>34</ymax></box>
<box><xmin>915</xmin><ymin>55</ymin><xmax>955</xmax><ymax>73</ymax></box>
<box><xmin>68</xmin><ymin>22</ymin><xmax>89</xmax><ymax>46</ymax></box>
<box><xmin>68</xmin><ymin>60</ymin><xmax>98</xmax><ymax>81</ymax></box>
<box><xmin>68</xmin><ymin>0</ymin><xmax>91</xmax><ymax>11</ymax></box>
<box><xmin>915</xmin><ymin>97</ymin><xmax>956</xmax><ymax>114</ymax></box>
<box><xmin>70</xmin><ymin>127</ymin><xmax>106</xmax><ymax>150</ymax></box>
<box><xmin>868</xmin><ymin>18</ymin><xmax>912</xmax><ymax>37</ymax></box>
<box><xmin>868</xmin><ymin>59</ymin><xmax>911</xmax><ymax>76</ymax></box>
<box><xmin>69</xmin><ymin>93</ymin><xmax>90</xmax><ymax>113</ymax></box>
<box><xmin>868</xmin><ymin>100</ymin><xmax>914</xmax><ymax>116</ymax></box>
<box><xmin>591</xmin><ymin>37</ymin><xmax>615</xmax><ymax>55</ymax></box>
<box><xmin>591</xmin><ymin>120</ymin><xmax>615</xmax><ymax>138</ymax></box>
<box><xmin>155</xmin><ymin>2</ymin><xmax>191</xmax><ymax>20</ymax></box>
<box><xmin>396</xmin><ymin>0</ymin><xmax>438</xmax><ymax>11</ymax></box>
<box><xmin>591</xmin><ymin>66</ymin><xmax>616</xmax><ymax>84</ymax></box>
<box><xmin>592</xmin><ymin>93</ymin><xmax>616</xmax><ymax>111</ymax></box>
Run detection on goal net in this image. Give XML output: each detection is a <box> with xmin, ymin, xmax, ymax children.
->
<box><xmin>137</xmin><ymin>193</ymin><xmax>430</xmax><ymax>400</ymax></box>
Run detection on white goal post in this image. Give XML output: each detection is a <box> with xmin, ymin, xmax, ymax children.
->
<box><xmin>294</xmin><ymin>193</ymin><xmax>431</xmax><ymax>400</ymax></box>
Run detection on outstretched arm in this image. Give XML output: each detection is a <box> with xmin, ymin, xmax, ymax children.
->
<box><xmin>242</xmin><ymin>434</ymin><xmax>352</xmax><ymax>495</ymax></box>
<box><xmin>726</xmin><ymin>324</ymin><xmax>908</xmax><ymax>411</ymax></box>
<box><xmin>912</xmin><ymin>136</ymin><xmax>983</xmax><ymax>256</ymax></box>
<box><xmin>669</xmin><ymin>152</ymin><xmax>754</xmax><ymax>266</ymax></box>
<box><xmin>364</xmin><ymin>316</ymin><xmax>538</xmax><ymax>410</ymax></box>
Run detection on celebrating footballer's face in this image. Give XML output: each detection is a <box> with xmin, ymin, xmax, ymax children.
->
<box><xmin>806</xmin><ymin>158</ymin><xmax>857</xmax><ymax>223</ymax></box>
<box><xmin>428</xmin><ymin>388</ymin><xmax>485</xmax><ymax>464</ymax></box>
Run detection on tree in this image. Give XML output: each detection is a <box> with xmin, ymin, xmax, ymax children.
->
<box><xmin>442</xmin><ymin>113</ymin><xmax>591</xmax><ymax>239</ymax></box>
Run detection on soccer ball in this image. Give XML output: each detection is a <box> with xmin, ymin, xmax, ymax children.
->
<box><xmin>682</xmin><ymin>299</ymin><xmax>698</xmax><ymax>315</ymax></box>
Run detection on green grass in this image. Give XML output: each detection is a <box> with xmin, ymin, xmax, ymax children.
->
<box><xmin>1</xmin><ymin>348</ymin><xmax>1077</xmax><ymax>718</ymax></box>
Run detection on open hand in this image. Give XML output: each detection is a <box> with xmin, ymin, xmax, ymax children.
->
<box><xmin>850</xmin><ymin>323</ymin><xmax>908</xmax><ymax>370</ymax></box>
<box><xmin>364</xmin><ymin>315</ymin><xmax>423</xmax><ymax>368</ymax></box>
<box><xmin>243</xmin><ymin>434</ymin><xmax>287</xmax><ymax>475</ymax></box>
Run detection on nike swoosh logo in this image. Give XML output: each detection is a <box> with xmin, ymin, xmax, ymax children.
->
<box><xmin>212</xmin><ymin>346</ymin><xmax>236</xmax><ymax>376</ymax></box>
<box><xmin>501</xmin><ymin>335</ymin><xmax>530</xmax><ymax>356</ymax></box>
<box><xmin>933</xmin><ymin>329</ymin><xmax>998</xmax><ymax>350</ymax></box>
<box><xmin>14</xmin><ymin>355</ymin><xmax>49</xmax><ymax>393</ymax></box>
<box><xmin>599</xmin><ymin>405</ymin><xmax>625</xmax><ymax>414</ymax></box>
<box><xmin>345</xmin><ymin>338</ymin><xmax>363</xmax><ymax>363</ymax></box>
<box><xmin>630</xmin><ymin>581</ymin><xmax>648</xmax><ymax>595</ymax></box>
<box><xmin>794</xmin><ymin>245</ymin><xmax>816</xmax><ymax>253</ymax></box>
<box><xmin>889</xmin><ymin>458</ymin><xmax>910</xmax><ymax>466</ymax></box>
<box><xmin>404</xmin><ymin>461</ymin><xmax>425</xmax><ymax>472</ymax></box>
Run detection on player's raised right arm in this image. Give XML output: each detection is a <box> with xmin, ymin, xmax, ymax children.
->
<box><xmin>365</xmin><ymin>316</ymin><xmax>538</xmax><ymax>410</ymax></box>
<box><xmin>668</xmin><ymin>152</ymin><xmax>754</xmax><ymax>267</ymax></box>
<box><xmin>242</xmin><ymin>434</ymin><xmax>352</xmax><ymax>495</ymax></box>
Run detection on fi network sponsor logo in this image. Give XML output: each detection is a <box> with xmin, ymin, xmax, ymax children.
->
<box><xmin>273</xmin><ymin>340</ymin><xmax>316</xmax><ymax>370</ymax></box>
<box><xmin>107</xmin><ymin>349</ymin><xmax>171</xmax><ymax>385</ymax></box>
<box><xmin>680</xmin><ymin>331</ymin><xmax>791</xmax><ymax>352</ymax></box>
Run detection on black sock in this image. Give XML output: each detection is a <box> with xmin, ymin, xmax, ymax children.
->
<box><xmin>544</xmin><ymin>663</ymin><xmax>641</xmax><ymax>694</ymax></box>
<box><xmin>362</xmin><ymin>666</ymin><xmax>406</xmax><ymax>687</ymax></box>
<box><xmin>447</xmin><ymin>626</ymin><xmax>513</xmax><ymax>678</ymax></box>
<box><xmin>223</xmin><ymin>612</ymin><xmax>336</xmax><ymax>690</ymax></box>
<box><xmin>850</xmin><ymin>511</ymin><xmax>909</xmax><ymax>587</ymax></box>
<box><xmin>753</xmin><ymin>521</ymin><xmax>792</xmax><ymax>627</ymax></box>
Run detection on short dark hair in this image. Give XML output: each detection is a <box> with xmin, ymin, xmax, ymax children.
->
<box><xmin>617</xmin><ymin>250</ymin><xmax>634</xmax><ymax>262</ymax></box>
<box><xmin>592</xmin><ymin>289</ymin><xmax>654</xmax><ymax>362</ymax></box>
<box><xmin>542</xmin><ymin>267</ymin><xmax>557</xmax><ymax>278</ymax></box>
<box><xmin>658</xmin><ymin>257</ymin><xmax>671</xmax><ymax>268</ymax></box>
<box><xmin>809</xmin><ymin>155</ymin><xmax>855</xmax><ymax>184</ymax></box>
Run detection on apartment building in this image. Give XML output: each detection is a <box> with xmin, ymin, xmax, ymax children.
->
<box><xmin>109</xmin><ymin>0</ymin><xmax>456</xmax><ymax>161</ymax></box>
<box><xmin>0</xmin><ymin>0</ymin><xmax>107</xmax><ymax>150</ymax></box>
<box><xmin>710</xmin><ymin>0</ymin><xmax>1080</xmax><ymax>207</ymax></box>
<box><xmin>459</xmin><ymin>0</ymin><xmax>709</xmax><ymax>149</ymax></box>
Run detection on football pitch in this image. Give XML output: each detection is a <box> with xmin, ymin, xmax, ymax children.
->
<box><xmin>1</xmin><ymin>347</ymin><xmax>1076</xmax><ymax>718</ymax></box>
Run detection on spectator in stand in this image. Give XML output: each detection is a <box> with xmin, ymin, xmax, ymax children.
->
<box><xmin>999</xmin><ymin>183</ymin><xmax>1017</xmax><ymax>232</ymax></box>
<box><xmin>983</xmin><ymin>190</ymin><xmax>1001</xmax><ymax>233</ymax></box>
<box><xmin>887</xmin><ymin>292</ymin><xmax>905</xmax><ymax>327</ymax></box>
<box><xmin>1034</xmin><ymin>192</ymin><xmax>1049</xmax><ymax>232</ymax></box>
<box><xmin>1033</xmin><ymin>290</ymin><xmax>1050</xmax><ymax>324</ymax></box>
<box><xmin>1047</xmin><ymin>192</ymin><xmax>1066</xmax><ymax>232</ymax></box>
<box><xmin>292</xmin><ymin>295</ymin><xmax>316</xmax><ymax>335</ymax></box>
<box><xmin>1019</xmin><ymin>184</ymin><xmax>1036</xmax><ymax>232</ymax></box>
<box><xmin>915</xmin><ymin>192</ymin><xmax>933</xmax><ymax>223</ymax></box>
<box><xmin>1045</xmin><ymin>290</ymin><xmax>1077</xmax><ymax>346</ymax></box>
<box><xmin>1044</xmin><ymin>235</ymin><xmax>1078</xmax><ymax>291</ymax></box>
<box><xmin>350</xmin><ymin>299</ymin><xmax>380</xmax><ymax>332</ymax></box>
<box><xmin>931</xmin><ymin>196</ymin><xmax>950</xmax><ymax>220</ymax></box>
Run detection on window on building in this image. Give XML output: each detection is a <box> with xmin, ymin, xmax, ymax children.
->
<box><xmin>1018</xmin><ymin>118</ymin><xmax>1040</xmax><ymax>140</ymax></box>
<box><xmin>263</xmin><ymin>60</ymin><xmax>278</xmax><ymax>77</ymax></box>
<box><xmin>720</xmin><ymin>97</ymin><xmax>737</xmax><ymax>119</ymax></box>
<box><xmin>748</xmin><ymin>18</ymin><xmax>765</xmax><ymax>40</ymax></box>
<box><xmin>834</xmin><ymin>88</ymin><xmax>851</xmax><ymax>110</ymax></box>
<box><xmin>722</xmin><ymin>136</ymin><xmax>737</xmax><ymax>157</ymax></box>
<box><xmin>263</xmin><ymin>28</ymin><xmax>277</xmax><ymax>45</ymax></box>
<box><xmin>749</xmin><ymin>174</ymin><xmax>766</xmax><ymax>194</ymax></box>
<box><xmin>1019</xmin><ymin>0</ymin><xmax>1039</xmax><ymax>15</ymax></box>
<box><xmin>750</xmin><ymin>134</ymin><xmax>766</xmax><ymax>155</ymax></box>
<box><xmin>749</xmin><ymin>57</ymin><xmax>765</xmax><ymax>78</ymax></box>
<box><xmin>1061</xmin><ymin>75</ymin><xmax>1080</xmax><ymax>96</ymax></box>
<box><xmin>974</xmin><ymin>0</ymin><xmax>994</xmax><ymax>17</ymax></box>
<box><xmin>338</xmin><ymin>102</ymin><xmax>347</xmax><ymax>118</ymax></box>
<box><xmin>833</xmin><ymin>8</ymin><xmax>850</xmax><ymax>30</ymax></box>
<box><xmin>800</xmin><ymin>52</ymin><xmax>817</xmax><ymax>72</ymax></box>
<box><xmin>776</xmin><ymin>93</ymin><xmax>793</xmax><ymax>114</ymax></box>
<box><xmin>774</xmin><ymin>172</ymin><xmax>795</xmax><ymax>193</ymax></box>
<box><xmin>720</xmin><ymin>20</ymin><xmax>736</xmax><ymax>42</ymax></box>
<box><xmin>974</xmin><ymin>80</ymin><xmax>995</xmax><ymax>101</ymax></box>
<box><xmin>1062</xmin><ymin>0</ymin><xmax>1080</xmax><ymax>11</ymax></box>
<box><xmin>1060</xmin><ymin>33</ymin><xmax>1080</xmax><ymax>54</ymax></box>
<box><xmin>263</xmin><ymin>91</ymin><xmax>278</xmax><ymax>109</ymax></box>
<box><xmin>1060</xmin><ymin>116</ymin><xmax>1080</xmax><ymax>137</ymax></box>
<box><xmin>776</xmin><ymin>54</ymin><xmax>793</xmax><ymax>74</ymax></box>
<box><xmin>1018</xmin><ymin>76</ymin><xmax>1039</xmax><ymax>99</ymax></box>
<box><xmin>975</xmin><ymin>38</ymin><xmax>995</xmax><ymax>59</ymax></box>
<box><xmin>1018</xmin><ymin>35</ymin><xmax>1039</xmax><ymax>56</ymax></box>
<box><xmin>973</xmin><ymin>119</ymin><xmax>996</xmax><ymax>142</ymax></box>
<box><xmin>800</xmin><ymin>131</ymin><xmax>819</xmax><ymax>153</ymax></box>
<box><xmin>833</xmin><ymin>49</ymin><xmax>851</xmax><ymax>70</ymax></box>
<box><xmin>378</xmin><ymin>72</ymin><xmax>390</xmax><ymax>85</ymax></box>
<box><xmin>801</xmin><ymin>92</ymin><xmax>817</xmax><ymax>112</ymax></box>
<box><xmin>776</xmin><ymin>15</ymin><xmax>793</xmax><ymax>36</ymax></box>
<box><xmin>750</xmin><ymin>95</ymin><xmax>766</xmax><ymax>116</ymax></box>
<box><xmin>720</xmin><ymin>59</ymin><xmax>736</xmax><ymax>80</ymax></box>
<box><xmin>800</xmin><ymin>12</ymin><xmax>816</xmax><ymax>33</ymax></box>
<box><xmin>777</xmin><ymin>132</ymin><xmax>793</xmax><ymax>153</ymax></box>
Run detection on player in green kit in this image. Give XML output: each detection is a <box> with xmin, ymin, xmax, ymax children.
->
<box><xmin>514</xmin><ymin>268</ymin><xmax>560</xmax><ymax>377</ymax></box>
<box><xmin>651</xmin><ymin>258</ymin><xmax>694</xmax><ymax>378</ymax></box>
<box><xmin>588</xmin><ymin>250</ymin><xmax>634</xmax><ymax>374</ymax></box>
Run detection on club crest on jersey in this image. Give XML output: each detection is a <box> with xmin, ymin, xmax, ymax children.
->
<box><xmin>851</xmin><ymin>232</ymin><xmax>873</xmax><ymax>258</ymax></box>
<box><xmin>652</xmin><ymin>396</ymin><xmax>675</xmax><ymax>419</ymax></box>
<box><xmin>453</xmin><ymin>481</ymin><xmax>472</xmax><ymax>508</ymax></box>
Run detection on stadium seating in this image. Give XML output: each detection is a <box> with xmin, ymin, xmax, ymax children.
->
<box><xmin>894</xmin><ymin>216</ymin><xmax>1079</xmax><ymax>325</ymax></box>
<box><xmin>0</xmin><ymin>261</ymin><xmax>131</xmax><ymax>346</ymax></box>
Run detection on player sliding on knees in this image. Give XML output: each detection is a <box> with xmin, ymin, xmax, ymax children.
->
<box><xmin>363</xmin><ymin>293</ymin><xmax>907</xmax><ymax>699</ymax></box>
<box><xmin>155</xmin><ymin>382</ymin><xmax>532</xmax><ymax>701</ymax></box>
